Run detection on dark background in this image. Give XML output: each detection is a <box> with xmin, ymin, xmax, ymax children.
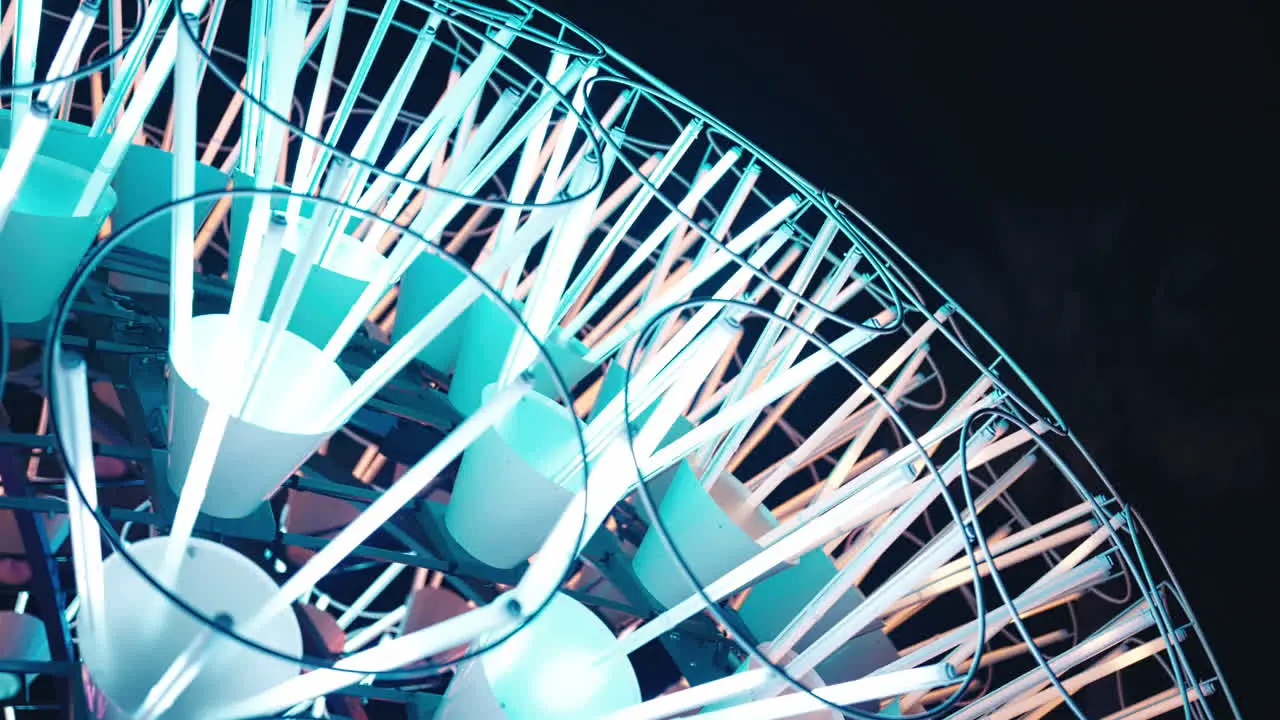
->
<box><xmin>539</xmin><ymin>0</ymin><xmax>1274</xmax><ymax>714</ymax></box>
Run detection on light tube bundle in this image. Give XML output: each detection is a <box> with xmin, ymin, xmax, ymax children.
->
<box><xmin>0</xmin><ymin>3</ymin><xmax>1235</xmax><ymax>720</ymax></box>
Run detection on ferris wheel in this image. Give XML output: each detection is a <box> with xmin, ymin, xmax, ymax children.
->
<box><xmin>0</xmin><ymin>2</ymin><xmax>1239</xmax><ymax>719</ymax></box>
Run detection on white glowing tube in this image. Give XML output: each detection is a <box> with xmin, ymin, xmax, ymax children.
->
<box><xmin>754</xmin><ymin>248</ymin><xmax>864</xmax><ymax>386</ymax></box>
<box><xmin>201</xmin><ymin>3</ymin><xmax>326</xmax><ymax>170</ymax></box>
<box><xmin>597</xmin><ymin>669</ymin><xmax>773</xmax><ymax>720</ymax></box>
<box><xmin>453</xmin><ymin>88</ymin><xmax>482</xmax><ymax>161</ymax></box>
<box><xmin>563</xmin><ymin>141</ymin><xmax>740</xmax><ymax>338</ymax></box>
<box><xmin>133</xmin><ymin>614</ymin><xmax>229</xmax><ymax>720</ymax></box>
<box><xmin>637</xmin><ymin>164</ymin><xmax>730</xmax><ymax>323</ymax></box>
<box><xmin>921</xmin><ymin>373</ymin><xmax>1000</xmax><ymax>446</ymax></box>
<box><xmin>1096</xmin><ymin>684</ymin><xmax>1212</xmax><ymax>720</ymax></box>
<box><xmin>166</xmin><ymin>216</ymin><xmax>295</xmax><ymax>571</ymax></box>
<box><xmin>547</xmin><ymin>322</ymin><xmax>743</xmax><ymax>490</ymax></box>
<box><xmin>498</xmin><ymin>148</ymin><xmax>617</xmax><ymax>384</ymax></box>
<box><xmin>694</xmin><ymin>162</ymin><xmax>762</xmax><ymax>265</ymax></box>
<box><xmin>34</xmin><ymin>0</ymin><xmax>97</xmax><ymax>108</ymax></box>
<box><xmin>497</xmin><ymin>52</ymin><xmax>571</xmax><ymax>296</ymax></box>
<box><xmin>534</xmin><ymin>65</ymin><xmax>597</xmax><ymax>202</ymax></box>
<box><xmin>212</xmin><ymin>598</ymin><xmax>520</xmax><ymax>719</ymax></box>
<box><xmin>895</xmin><ymin>518</ymin><xmax>1129</xmax><ymax>711</ymax></box>
<box><xmin>50</xmin><ymin>351</ymin><xmax>106</xmax><ymax>627</ymax></box>
<box><xmin>1026</xmin><ymin>511</ymin><xmax>1129</xmax><ymax>591</ymax></box>
<box><xmin>908</xmin><ymin>629</ymin><xmax>1070</xmax><ymax>700</ymax></box>
<box><xmin>291</xmin><ymin>0</ymin><xmax>350</xmax><ymax>195</ymax></box>
<box><xmin>895</xmin><ymin>555</ymin><xmax>1114</xmax><ymax>675</ymax></box>
<box><xmin>993</xmin><ymin>635</ymin><xmax>1171</xmax><ymax>720</ymax></box>
<box><xmin>51</xmin><ymin>352</ymin><xmax>108</xmax><ymax>659</ymax></box>
<box><xmin>314</xmin><ymin>205</ymin><xmax>570</xmax><ymax>430</ymax></box>
<box><xmin>169</xmin><ymin>11</ymin><xmax>200</xmax><ymax>370</ymax></box>
<box><xmin>612</xmin><ymin>228</ymin><xmax>793</xmax><ymax>461</ymax></box>
<box><xmin>106</xmin><ymin>0</ymin><xmax>126</xmax><ymax>79</ymax></box>
<box><xmin>228</xmin><ymin>0</ymin><xmax>308</xmax><ymax>335</ymax></box>
<box><xmin>584</xmin><ymin>195</ymin><xmax>802</xmax><ymax>364</ymax></box>
<box><xmin>602</xmin><ymin>476</ymin><xmax>922</xmax><ymax>662</ymax></box>
<box><xmin>649</xmin><ymin>229</ymin><xmax>793</xmax><ymax>475</ymax></box>
<box><xmin>73</xmin><ymin>0</ymin><xmax>213</xmax><ymax>217</ymax></box>
<box><xmin>351</xmin><ymin>28</ymin><xmax>517</xmax><ymax>215</ymax></box>
<box><xmin>581</xmin><ymin>201</ymin><xmax>804</xmax><ymax>431</ymax></box>
<box><xmin>770</xmin><ymin>449</ymin><xmax>892</xmax><ymax>522</ymax></box>
<box><xmin>748</xmin><ymin>307</ymin><xmax>950</xmax><ymax>506</ymax></box>
<box><xmin>312</xmin><ymin>61</ymin><xmax>587</xmax><ymax>374</ymax></box>
<box><xmin>238</xmin><ymin>0</ymin><xmax>270</xmax><ymax>171</ymax></box>
<box><xmin>946</xmin><ymin>607</ymin><xmax>1155</xmax><ymax>720</ymax></box>
<box><xmin>784</xmin><ymin>520</ymin><xmax>973</xmax><ymax>681</ymax></box>
<box><xmin>553</xmin><ymin>120</ymin><xmax>706</xmax><ymax>326</ymax></box>
<box><xmin>813</xmin><ymin>349</ymin><xmax>936</xmax><ymax>504</ymax></box>
<box><xmin>190</xmin><ymin>0</ymin><xmax>226</xmax><ymax>98</ymax></box>
<box><xmin>89</xmin><ymin>0</ymin><xmax>173</xmax><ymax>135</ymax></box>
<box><xmin>301</xmin><ymin>0</ymin><xmax>406</xmax><ymax>190</ymax></box>
<box><xmin>634</xmin><ymin>318</ymin><xmax>744</xmax><ymax>460</ymax></box>
<box><xmin>411</xmin><ymin>61</ymin><xmax>589</xmax><ymax>244</ymax></box>
<box><xmin>696</xmin><ymin>217</ymin><xmax>839</xmax><ymax>482</ymax></box>
<box><xmin>570</xmin><ymin>147</ymin><xmax>743</xmax><ymax>337</ymax></box>
<box><xmin>893</xmin><ymin>521</ymin><xmax>1096</xmax><ymax>617</ymax></box>
<box><xmin>0</xmin><ymin>102</ymin><xmax>50</xmax><ymax>232</ymax></box>
<box><xmin>161</xmin><ymin>407</ymin><xmax>232</xmax><ymax>577</ymax></box>
<box><xmin>377</xmin><ymin>88</ymin><xmax>521</xmax><ymax>236</ymax></box>
<box><xmin>328</xmin><ymin>12</ymin><xmax>442</xmax><ymax>230</ymax></box>
<box><xmin>337</xmin><ymin>563</ymin><xmax>406</xmax><ymax>629</ymax></box>
<box><xmin>865</xmin><ymin>422</ymin><xmax>1044</xmax><ymax>550</ymax></box>
<box><xmin>749</xmin><ymin>397</ymin><xmax>891</xmax><ymax>489</ymax></box>
<box><xmin>923</xmin><ymin>497</ymin><xmax>1091</xmax><ymax>584</ymax></box>
<box><xmin>556</xmin><ymin>280</ymin><xmax>876</xmax><ymax>492</ymax></box>
<box><xmin>9</xmin><ymin>0</ymin><xmax>42</xmax><ymax>142</ymax></box>
<box><xmin>0</xmin><ymin>4</ymin><xmax>92</xmax><ymax>220</ymax></box>
<box><xmin>636</xmin><ymin>210</ymin><xmax>794</xmax><ymax>337</ymax></box>
<box><xmin>239</xmin><ymin>164</ymin><xmax>355</xmax><ymax>416</ymax></box>
<box><xmin>697</xmin><ymin>664</ymin><xmax>956</xmax><ymax>720</ymax></box>
<box><xmin>552</xmin><ymin>88</ymin><xmax>632</xmax><ymax>197</ymax></box>
<box><xmin>557</xmin><ymin>156</ymin><xmax>662</xmax><ymax>319</ymax></box>
<box><xmin>756</xmin><ymin>393</ymin><xmax>1006</xmax><ymax>548</ymax></box>
<box><xmin>767</xmin><ymin>423</ymin><xmax>1007</xmax><ymax>664</ymax></box>
<box><xmin>903</xmin><ymin>456</ymin><xmax>1043</xmax><ymax>581</ymax></box>
<box><xmin>642</xmin><ymin>310</ymin><xmax>893</xmax><ymax>475</ymax></box>
<box><xmin>691</xmin><ymin>275</ymin><xmax>869</xmax><ymax>425</ymax></box>
<box><xmin>251</xmin><ymin>379</ymin><xmax>531</xmax><ymax>627</ymax></box>
<box><xmin>220</xmin><ymin>215</ymin><xmax>291</xmax><ymax>409</ymax></box>
<box><xmin>882</xmin><ymin>556</ymin><xmax>1114</xmax><ymax>683</ymax></box>
<box><xmin>807</xmin><ymin>351</ymin><xmax>929</xmax><ymax>522</ymax></box>
<box><xmin>833</xmin><ymin>417</ymin><xmax>1004</xmax><ymax>557</ymax></box>
<box><xmin>242</xmin><ymin>0</ymin><xmax>318</xmax><ymax>174</ymax></box>
<box><xmin>427</xmin><ymin>66</ymin><xmax>462</xmax><ymax>183</ymax></box>
<box><xmin>342</xmin><ymin>606</ymin><xmax>408</xmax><ymax>652</ymax></box>
<box><xmin>627</xmin><ymin>180</ymin><xmax>704</xmax><ymax>339</ymax></box>
<box><xmin>0</xmin><ymin>1</ymin><xmax>95</xmax><ymax>227</ymax></box>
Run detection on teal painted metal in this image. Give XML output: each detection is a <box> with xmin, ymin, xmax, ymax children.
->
<box><xmin>0</xmin><ymin>148</ymin><xmax>116</xmax><ymax>324</ymax></box>
<box><xmin>394</xmin><ymin>251</ymin><xmax>471</xmax><ymax>374</ymax></box>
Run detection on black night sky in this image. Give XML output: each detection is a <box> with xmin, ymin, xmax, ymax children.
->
<box><xmin>540</xmin><ymin>0</ymin><xmax>1273</xmax><ymax>713</ymax></box>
